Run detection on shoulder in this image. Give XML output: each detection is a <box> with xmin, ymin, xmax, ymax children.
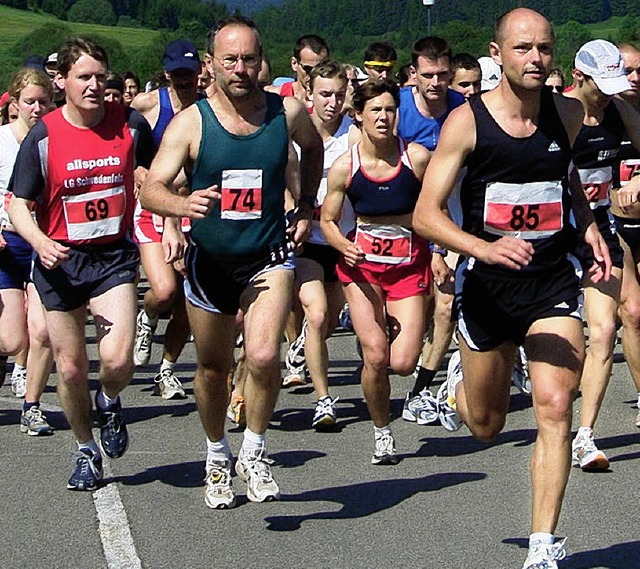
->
<box><xmin>447</xmin><ymin>88</ymin><xmax>466</xmax><ymax>109</ymax></box>
<box><xmin>130</xmin><ymin>90</ymin><xmax>159</xmax><ymax>113</ymax></box>
<box><xmin>553</xmin><ymin>93</ymin><xmax>584</xmax><ymax>141</ymax></box>
<box><xmin>407</xmin><ymin>140</ymin><xmax>430</xmax><ymax>164</ymax></box>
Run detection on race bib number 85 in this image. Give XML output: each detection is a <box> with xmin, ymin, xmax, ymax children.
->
<box><xmin>221</xmin><ymin>169</ymin><xmax>263</xmax><ymax>220</ymax></box>
<box><xmin>483</xmin><ymin>180</ymin><xmax>563</xmax><ymax>239</ymax></box>
<box><xmin>62</xmin><ymin>185</ymin><xmax>126</xmax><ymax>241</ymax></box>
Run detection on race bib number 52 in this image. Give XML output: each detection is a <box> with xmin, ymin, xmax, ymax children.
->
<box><xmin>483</xmin><ymin>180</ymin><xmax>563</xmax><ymax>239</ymax></box>
<box><xmin>355</xmin><ymin>223</ymin><xmax>412</xmax><ymax>264</ymax></box>
<box><xmin>220</xmin><ymin>169</ymin><xmax>263</xmax><ymax>220</ymax></box>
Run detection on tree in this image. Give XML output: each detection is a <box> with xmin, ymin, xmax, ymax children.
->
<box><xmin>68</xmin><ymin>0</ymin><xmax>117</xmax><ymax>26</ymax></box>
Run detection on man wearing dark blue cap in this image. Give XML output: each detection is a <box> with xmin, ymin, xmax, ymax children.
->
<box><xmin>130</xmin><ymin>39</ymin><xmax>202</xmax><ymax>400</ymax></box>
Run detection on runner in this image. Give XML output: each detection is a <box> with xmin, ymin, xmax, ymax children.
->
<box><xmin>9</xmin><ymin>37</ymin><xmax>156</xmax><ymax>490</ymax></box>
<box><xmin>140</xmin><ymin>16</ymin><xmax>323</xmax><ymax>508</ymax></box>
<box><xmin>412</xmin><ymin>9</ymin><xmax>610</xmax><ymax>568</ymax></box>
<box><xmin>322</xmin><ymin>78</ymin><xmax>431</xmax><ymax>464</ymax></box>
<box><xmin>362</xmin><ymin>41</ymin><xmax>397</xmax><ymax>80</ymax></box>
<box><xmin>131</xmin><ymin>39</ymin><xmax>201</xmax><ymax>399</ymax></box>
<box><xmin>0</xmin><ymin>67</ymin><xmax>54</xmax><ymax>435</ymax></box>
<box><xmin>546</xmin><ymin>67</ymin><xmax>565</xmax><ymax>93</ymax></box>
<box><xmin>121</xmin><ymin>71</ymin><xmax>140</xmax><ymax>107</ymax></box>
<box><xmin>450</xmin><ymin>53</ymin><xmax>482</xmax><ymax>99</ymax></box>
<box><xmin>563</xmin><ymin>40</ymin><xmax>640</xmax><ymax>471</ymax></box>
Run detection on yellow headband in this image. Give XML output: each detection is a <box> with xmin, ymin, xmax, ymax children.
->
<box><xmin>364</xmin><ymin>60</ymin><xmax>396</xmax><ymax>68</ymax></box>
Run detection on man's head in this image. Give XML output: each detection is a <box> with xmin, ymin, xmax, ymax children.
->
<box><xmin>545</xmin><ymin>67</ymin><xmax>565</xmax><ymax>93</ymax></box>
<box><xmin>56</xmin><ymin>37</ymin><xmax>109</xmax><ymax>113</ymax></box>
<box><xmin>451</xmin><ymin>53</ymin><xmax>481</xmax><ymax>98</ymax></box>
<box><xmin>396</xmin><ymin>63</ymin><xmax>416</xmax><ymax>87</ymax></box>
<box><xmin>291</xmin><ymin>35</ymin><xmax>329</xmax><ymax>88</ymax></box>
<box><xmin>363</xmin><ymin>41</ymin><xmax>397</xmax><ymax>80</ymax></box>
<box><xmin>308</xmin><ymin>60</ymin><xmax>347</xmax><ymax>124</ymax></box>
<box><xmin>411</xmin><ymin>36</ymin><xmax>452</xmax><ymax>104</ymax></box>
<box><xmin>163</xmin><ymin>38</ymin><xmax>200</xmax><ymax>96</ymax></box>
<box><xmin>104</xmin><ymin>74</ymin><xmax>124</xmax><ymax>104</ymax></box>
<box><xmin>619</xmin><ymin>42</ymin><xmax>640</xmax><ymax>104</ymax></box>
<box><xmin>206</xmin><ymin>16</ymin><xmax>263</xmax><ymax>99</ymax></box>
<box><xmin>490</xmin><ymin>8</ymin><xmax>554</xmax><ymax>93</ymax></box>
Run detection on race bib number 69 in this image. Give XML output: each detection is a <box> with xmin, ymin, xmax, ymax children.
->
<box><xmin>483</xmin><ymin>180</ymin><xmax>563</xmax><ymax>239</ymax></box>
<box><xmin>220</xmin><ymin>169</ymin><xmax>263</xmax><ymax>220</ymax></box>
<box><xmin>62</xmin><ymin>185</ymin><xmax>126</xmax><ymax>241</ymax></box>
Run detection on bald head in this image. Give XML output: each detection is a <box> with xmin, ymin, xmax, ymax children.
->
<box><xmin>494</xmin><ymin>8</ymin><xmax>554</xmax><ymax>46</ymax></box>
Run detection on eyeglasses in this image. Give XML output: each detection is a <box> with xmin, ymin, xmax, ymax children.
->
<box><xmin>215</xmin><ymin>55</ymin><xmax>260</xmax><ymax>70</ymax></box>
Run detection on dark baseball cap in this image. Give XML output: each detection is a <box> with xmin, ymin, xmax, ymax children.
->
<box><xmin>24</xmin><ymin>55</ymin><xmax>47</xmax><ymax>73</ymax></box>
<box><xmin>162</xmin><ymin>39</ymin><xmax>200</xmax><ymax>72</ymax></box>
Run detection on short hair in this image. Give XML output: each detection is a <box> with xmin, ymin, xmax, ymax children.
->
<box><xmin>364</xmin><ymin>42</ymin><xmax>397</xmax><ymax>64</ymax></box>
<box><xmin>207</xmin><ymin>15</ymin><xmax>262</xmax><ymax>56</ymax></box>
<box><xmin>293</xmin><ymin>34</ymin><xmax>329</xmax><ymax>60</ymax></box>
<box><xmin>547</xmin><ymin>67</ymin><xmax>565</xmax><ymax>85</ymax></box>
<box><xmin>121</xmin><ymin>70</ymin><xmax>140</xmax><ymax>90</ymax></box>
<box><xmin>411</xmin><ymin>36</ymin><xmax>452</xmax><ymax>67</ymax></box>
<box><xmin>57</xmin><ymin>37</ymin><xmax>109</xmax><ymax>78</ymax></box>
<box><xmin>8</xmin><ymin>67</ymin><xmax>53</xmax><ymax>103</ymax></box>
<box><xmin>396</xmin><ymin>63</ymin><xmax>413</xmax><ymax>87</ymax></box>
<box><xmin>452</xmin><ymin>53</ymin><xmax>480</xmax><ymax>74</ymax></box>
<box><xmin>308</xmin><ymin>59</ymin><xmax>347</xmax><ymax>92</ymax></box>
<box><xmin>351</xmin><ymin>78</ymin><xmax>400</xmax><ymax>115</ymax></box>
<box><xmin>493</xmin><ymin>8</ymin><xmax>553</xmax><ymax>45</ymax></box>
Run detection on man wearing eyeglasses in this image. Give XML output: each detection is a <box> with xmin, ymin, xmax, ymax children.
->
<box><xmin>140</xmin><ymin>16</ymin><xmax>323</xmax><ymax>510</ymax></box>
<box><xmin>363</xmin><ymin>41</ymin><xmax>397</xmax><ymax>80</ymax></box>
<box><xmin>266</xmin><ymin>34</ymin><xmax>329</xmax><ymax>111</ymax></box>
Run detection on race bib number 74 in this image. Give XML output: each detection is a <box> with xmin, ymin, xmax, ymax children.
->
<box><xmin>220</xmin><ymin>169</ymin><xmax>263</xmax><ymax>220</ymax></box>
<box><xmin>483</xmin><ymin>180</ymin><xmax>563</xmax><ymax>239</ymax></box>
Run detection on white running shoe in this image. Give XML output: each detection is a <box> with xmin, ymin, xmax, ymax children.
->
<box><xmin>572</xmin><ymin>430</ymin><xmax>609</xmax><ymax>471</ymax></box>
<box><xmin>133</xmin><ymin>310</ymin><xmax>155</xmax><ymax>367</ymax></box>
<box><xmin>437</xmin><ymin>350</ymin><xmax>463</xmax><ymax>432</ymax></box>
<box><xmin>371</xmin><ymin>432</ymin><xmax>399</xmax><ymax>465</ymax></box>
<box><xmin>235</xmin><ymin>448</ymin><xmax>280</xmax><ymax>502</ymax></box>
<box><xmin>522</xmin><ymin>538</ymin><xmax>567</xmax><ymax>569</ymax></box>
<box><xmin>11</xmin><ymin>368</ymin><xmax>27</xmax><ymax>398</ymax></box>
<box><xmin>285</xmin><ymin>320</ymin><xmax>307</xmax><ymax>371</ymax></box>
<box><xmin>282</xmin><ymin>368</ymin><xmax>307</xmax><ymax>388</ymax></box>
<box><xmin>512</xmin><ymin>346</ymin><xmax>531</xmax><ymax>394</ymax></box>
<box><xmin>153</xmin><ymin>369</ymin><xmax>186</xmax><ymax>399</ymax></box>
<box><xmin>204</xmin><ymin>460</ymin><xmax>236</xmax><ymax>509</ymax></box>
<box><xmin>402</xmin><ymin>390</ymin><xmax>439</xmax><ymax>425</ymax></box>
<box><xmin>312</xmin><ymin>396</ymin><xmax>338</xmax><ymax>429</ymax></box>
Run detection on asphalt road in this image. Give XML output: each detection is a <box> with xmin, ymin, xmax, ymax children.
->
<box><xmin>1</xmin><ymin>315</ymin><xmax>639</xmax><ymax>569</ymax></box>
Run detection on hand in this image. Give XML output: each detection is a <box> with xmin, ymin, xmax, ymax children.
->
<box><xmin>172</xmin><ymin>257</ymin><xmax>186</xmax><ymax>276</ymax></box>
<box><xmin>431</xmin><ymin>253</ymin><xmax>454</xmax><ymax>288</ymax></box>
<box><xmin>161</xmin><ymin>218</ymin><xmax>187</xmax><ymax>264</ymax></box>
<box><xmin>342</xmin><ymin>242</ymin><xmax>365</xmax><ymax>267</ymax></box>
<box><xmin>185</xmin><ymin>185</ymin><xmax>220</xmax><ymax>219</ymax></box>
<box><xmin>476</xmin><ymin>236</ymin><xmax>534</xmax><ymax>270</ymax></box>
<box><xmin>617</xmin><ymin>185</ymin><xmax>640</xmax><ymax>211</ymax></box>
<box><xmin>133</xmin><ymin>167</ymin><xmax>148</xmax><ymax>200</ymax></box>
<box><xmin>286</xmin><ymin>207</ymin><xmax>312</xmax><ymax>248</ymax></box>
<box><xmin>36</xmin><ymin>237</ymin><xmax>70</xmax><ymax>270</ymax></box>
<box><xmin>583</xmin><ymin>185</ymin><xmax>600</xmax><ymax>203</ymax></box>
<box><xmin>584</xmin><ymin>221</ymin><xmax>611</xmax><ymax>283</ymax></box>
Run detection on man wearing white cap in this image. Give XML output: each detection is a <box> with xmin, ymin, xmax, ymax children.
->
<box><xmin>478</xmin><ymin>56</ymin><xmax>502</xmax><ymax>91</ymax></box>
<box><xmin>563</xmin><ymin>39</ymin><xmax>640</xmax><ymax>472</ymax></box>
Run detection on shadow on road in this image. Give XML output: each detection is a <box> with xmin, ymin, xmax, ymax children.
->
<box><xmin>264</xmin><ymin>471</ymin><xmax>486</xmax><ymax>531</ymax></box>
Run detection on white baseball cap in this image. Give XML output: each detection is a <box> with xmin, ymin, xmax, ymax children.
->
<box><xmin>575</xmin><ymin>39</ymin><xmax>631</xmax><ymax>95</ymax></box>
<box><xmin>478</xmin><ymin>57</ymin><xmax>501</xmax><ymax>91</ymax></box>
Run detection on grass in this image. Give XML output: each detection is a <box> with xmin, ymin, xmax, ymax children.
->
<box><xmin>585</xmin><ymin>15</ymin><xmax>627</xmax><ymax>41</ymax></box>
<box><xmin>0</xmin><ymin>4</ymin><xmax>158</xmax><ymax>53</ymax></box>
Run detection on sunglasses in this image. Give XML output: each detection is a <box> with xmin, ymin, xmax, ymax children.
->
<box><xmin>301</xmin><ymin>64</ymin><xmax>315</xmax><ymax>74</ymax></box>
<box><xmin>549</xmin><ymin>85</ymin><xmax>563</xmax><ymax>93</ymax></box>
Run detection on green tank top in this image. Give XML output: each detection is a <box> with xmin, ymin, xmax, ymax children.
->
<box><xmin>189</xmin><ymin>93</ymin><xmax>289</xmax><ymax>258</ymax></box>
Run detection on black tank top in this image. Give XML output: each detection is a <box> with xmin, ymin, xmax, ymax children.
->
<box><xmin>461</xmin><ymin>88</ymin><xmax>574</xmax><ymax>274</ymax></box>
<box><xmin>572</xmin><ymin>101</ymin><xmax>625</xmax><ymax>210</ymax></box>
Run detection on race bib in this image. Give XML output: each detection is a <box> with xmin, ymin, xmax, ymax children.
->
<box><xmin>484</xmin><ymin>180</ymin><xmax>563</xmax><ymax>239</ymax></box>
<box><xmin>220</xmin><ymin>169</ymin><xmax>263</xmax><ymax>220</ymax></box>
<box><xmin>355</xmin><ymin>223</ymin><xmax>412</xmax><ymax>264</ymax></box>
<box><xmin>619</xmin><ymin>159</ymin><xmax>640</xmax><ymax>188</ymax></box>
<box><xmin>151</xmin><ymin>213</ymin><xmax>191</xmax><ymax>234</ymax></box>
<box><xmin>578</xmin><ymin>166</ymin><xmax>612</xmax><ymax>209</ymax></box>
<box><xmin>62</xmin><ymin>186</ymin><xmax>126</xmax><ymax>241</ymax></box>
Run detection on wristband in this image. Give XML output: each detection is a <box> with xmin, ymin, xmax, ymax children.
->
<box><xmin>429</xmin><ymin>242</ymin><xmax>447</xmax><ymax>256</ymax></box>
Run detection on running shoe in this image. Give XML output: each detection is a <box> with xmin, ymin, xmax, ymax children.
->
<box><xmin>512</xmin><ymin>346</ymin><xmax>531</xmax><ymax>395</ymax></box>
<box><xmin>402</xmin><ymin>389</ymin><xmax>439</xmax><ymax>425</ymax></box>
<box><xmin>0</xmin><ymin>354</ymin><xmax>7</xmax><ymax>388</ymax></box>
<box><xmin>67</xmin><ymin>449</ymin><xmax>103</xmax><ymax>491</ymax></box>
<box><xmin>204</xmin><ymin>460</ymin><xmax>236</xmax><ymax>509</ymax></box>
<box><xmin>226</xmin><ymin>394</ymin><xmax>246</xmax><ymax>427</ymax></box>
<box><xmin>312</xmin><ymin>395</ymin><xmax>338</xmax><ymax>430</ymax></box>
<box><xmin>133</xmin><ymin>310</ymin><xmax>155</xmax><ymax>367</ymax></box>
<box><xmin>153</xmin><ymin>369</ymin><xmax>186</xmax><ymax>399</ymax></box>
<box><xmin>572</xmin><ymin>430</ymin><xmax>609</xmax><ymax>471</ymax></box>
<box><xmin>437</xmin><ymin>350</ymin><xmax>463</xmax><ymax>432</ymax></box>
<box><xmin>10</xmin><ymin>368</ymin><xmax>27</xmax><ymax>398</ymax></box>
<box><xmin>282</xmin><ymin>368</ymin><xmax>307</xmax><ymax>388</ymax></box>
<box><xmin>338</xmin><ymin>304</ymin><xmax>353</xmax><ymax>331</ymax></box>
<box><xmin>371</xmin><ymin>432</ymin><xmax>399</xmax><ymax>465</ymax></box>
<box><xmin>235</xmin><ymin>447</ymin><xmax>280</xmax><ymax>502</ymax></box>
<box><xmin>96</xmin><ymin>394</ymin><xmax>129</xmax><ymax>459</ymax></box>
<box><xmin>522</xmin><ymin>538</ymin><xmax>567</xmax><ymax>569</ymax></box>
<box><xmin>285</xmin><ymin>320</ymin><xmax>307</xmax><ymax>372</ymax></box>
<box><xmin>20</xmin><ymin>406</ymin><xmax>54</xmax><ymax>436</ymax></box>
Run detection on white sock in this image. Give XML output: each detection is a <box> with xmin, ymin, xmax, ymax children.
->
<box><xmin>529</xmin><ymin>532</ymin><xmax>553</xmax><ymax>548</ymax></box>
<box><xmin>206</xmin><ymin>437</ymin><xmax>231</xmax><ymax>467</ymax></box>
<box><xmin>242</xmin><ymin>427</ymin><xmax>266</xmax><ymax>453</ymax></box>
<box><xmin>141</xmin><ymin>310</ymin><xmax>158</xmax><ymax>328</ymax></box>
<box><xmin>577</xmin><ymin>426</ymin><xmax>592</xmax><ymax>439</ymax></box>
<box><xmin>11</xmin><ymin>364</ymin><xmax>26</xmax><ymax>378</ymax></box>
<box><xmin>374</xmin><ymin>425</ymin><xmax>392</xmax><ymax>439</ymax></box>
<box><xmin>160</xmin><ymin>358</ymin><xmax>174</xmax><ymax>373</ymax></box>
<box><xmin>78</xmin><ymin>439</ymin><xmax>100</xmax><ymax>456</ymax></box>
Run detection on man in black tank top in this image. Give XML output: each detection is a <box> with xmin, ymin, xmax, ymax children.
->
<box><xmin>413</xmin><ymin>8</ymin><xmax>611</xmax><ymax>569</ymax></box>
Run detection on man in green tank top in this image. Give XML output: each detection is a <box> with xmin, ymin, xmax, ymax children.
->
<box><xmin>140</xmin><ymin>15</ymin><xmax>323</xmax><ymax>509</ymax></box>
